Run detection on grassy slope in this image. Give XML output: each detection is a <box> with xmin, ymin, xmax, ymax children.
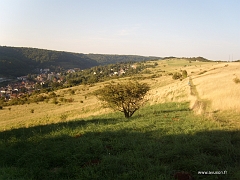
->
<box><xmin>192</xmin><ymin>62</ymin><xmax>240</xmax><ymax>111</ymax></box>
<box><xmin>0</xmin><ymin>59</ymin><xmax>240</xmax><ymax>179</ymax></box>
<box><xmin>0</xmin><ymin>102</ymin><xmax>239</xmax><ymax>180</ymax></box>
<box><xmin>2</xmin><ymin>59</ymin><xmax>239</xmax><ymax>131</ymax></box>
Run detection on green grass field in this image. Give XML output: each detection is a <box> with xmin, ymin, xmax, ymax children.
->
<box><xmin>1</xmin><ymin>102</ymin><xmax>239</xmax><ymax>180</ymax></box>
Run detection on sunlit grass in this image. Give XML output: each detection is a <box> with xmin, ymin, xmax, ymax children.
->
<box><xmin>193</xmin><ymin>62</ymin><xmax>240</xmax><ymax>112</ymax></box>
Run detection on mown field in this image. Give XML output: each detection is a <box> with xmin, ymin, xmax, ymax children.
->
<box><xmin>0</xmin><ymin>59</ymin><xmax>240</xmax><ymax>179</ymax></box>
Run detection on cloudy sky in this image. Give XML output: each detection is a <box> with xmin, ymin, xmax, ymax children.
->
<box><xmin>1</xmin><ymin>0</ymin><xmax>239</xmax><ymax>60</ymax></box>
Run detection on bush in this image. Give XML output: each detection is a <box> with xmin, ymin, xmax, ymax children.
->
<box><xmin>49</xmin><ymin>92</ymin><xmax>57</xmax><ymax>98</ymax></box>
<box><xmin>69</xmin><ymin>89</ymin><xmax>75</xmax><ymax>95</ymax></box>
<box><xmin>52</xmin><ymin>97</ymin><xmax>58</xmax><ymax>104</ymax></box>
<box><xmin>182</xmin><ymin>70</ymin><xmax>188</xmax><ymax>78</ymax></box>
<box><xmin>0</xmin><ymin>106</ymin><xmax>3</xmax><ymax>110</ymax></box>
<box><xmin>67</xmin><ymin>98</ymin><xmax>74</xmax><ymax>103</ymax></box>
<box><xmin>30</xmin><ymin>109</ymin><xmax>34</xmax><ymax>113</ymax></box>
<box><xmin>59</xmin><ymin>97</ymin><xmax>64</xmax><ymax>102</ymax></box>
<box><xmin>172</xmin><ymin>72</ymin><xmax>182</xmax><ymax>80</ymax></box>
<box><xmin>233</xmin><ymin>77</ymin><xmax>240</xmax><ymax>84</ymax></box>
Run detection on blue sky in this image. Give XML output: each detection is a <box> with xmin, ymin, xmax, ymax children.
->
<box><xmin>1</xmin><ymin>0</ymin><xmax>239</xmax><ymax>60</ymax></box>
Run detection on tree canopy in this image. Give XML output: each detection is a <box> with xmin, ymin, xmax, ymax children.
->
<box><xmin>95</xmin><ymin>81</ymin><xmax>150</xmax><ymax>118</ymax></box>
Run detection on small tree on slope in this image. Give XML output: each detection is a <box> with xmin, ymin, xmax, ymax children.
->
<box><xmin>94</xmin><ymin>81</ymin><xmax>150</xmax><ymax>118</ymax></box>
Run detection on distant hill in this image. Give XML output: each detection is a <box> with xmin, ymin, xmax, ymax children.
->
<box><xmin>0</xmin><ymin>46</ymin><xmax>99</xmax><ymax>77</ymax></box>
<box><xmin>85</xmin><ymin>54</ymin><xmax>160</xmax><ymax>65</ymax></box>
<box><xmin>187</xmin><ymin>57</ymin><xmax>212</xmax><ymax>62</ymax></box>
<box><xmin>0</xmin><ymin>46</ymin><xmax>161</xmax><ymax>77</ymax></box>
<box><xmin>163</xmin><ymin>56</ymin><xmax>212</xmax><ymax>62</ymax></box>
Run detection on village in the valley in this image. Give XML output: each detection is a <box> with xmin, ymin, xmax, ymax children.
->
<box><xmin>0</xmin><ymin>63</ymin><xmax>138</xmax><ymax>101</ymax></box>
<box><xmin>0</xmin><ymin>68</ymin><xmax>64</xmax><ymax>100</ymax></box>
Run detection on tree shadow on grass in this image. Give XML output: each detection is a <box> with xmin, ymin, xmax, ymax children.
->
<box><xmin>147</xmin><ymin>102</ymin><xmax>191</xmax><ymax>115</ymax></box>
<box><xmin>157</xmin><ymin>108</ymin><xmax>190</xmax><ymax>113</ymax></box>
<box><xmin>0</xmin><ymin>118</ymin><xmax>239</xmax><ymax>180</ymax></box>
<box><xmin>0</xmin><ymin>117</ymin><xmax>122</xmax><ymax>138</ymax></box>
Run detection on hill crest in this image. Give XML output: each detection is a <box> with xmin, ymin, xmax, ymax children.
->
<box><xmin>0</xmin><ymin>46</ymin><xmax>160</xmax><ymax>77</ymax></box>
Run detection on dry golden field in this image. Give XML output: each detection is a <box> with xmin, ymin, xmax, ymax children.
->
<box><xmin>192</xmin><ymin>62</ymin><xmax>240</xmax><ymax>111</ymax></box>
<box><xmin>1</xmin><ymin>59</ymin><xmax>239</xmax><ymax>131</ymax></box>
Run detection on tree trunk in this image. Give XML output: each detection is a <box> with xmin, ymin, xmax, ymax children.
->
<box><xmin>124</xmin><ymin>112</ymin><xmax>130</xmax><ymax>118</ymax></box>
<box><xmin>123</xmin><ymin>109</ymin><xmax>130</xmax><ymax>118</ymax></box>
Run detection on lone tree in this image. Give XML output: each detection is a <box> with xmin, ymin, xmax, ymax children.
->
<box><xmin>95</xmin><ymin>81</ymin><xmax>150</xmax><ymax>118</ymax></box>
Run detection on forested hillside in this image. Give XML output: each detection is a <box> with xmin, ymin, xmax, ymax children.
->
<box><xmin>0</xmin><ymin>46</ymin><xmax>160</xmax><ymax>77</ymax></box>
<box><xmin>0</xmin><ymin>46</ymin><xmax>99</xmax><ymax>77</ymax></box>
<box><xmin>85</xmin><ymin>54</ymin><xmax>160</xmax><ymax>64</ymax></box>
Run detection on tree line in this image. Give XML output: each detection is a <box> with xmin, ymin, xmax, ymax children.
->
<box><xmin>0</xmin><ymin>46</ymin><xmax>160</xmax><ymax>77</ymax></box>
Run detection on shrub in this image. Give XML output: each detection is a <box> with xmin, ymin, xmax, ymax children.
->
<box><xmin>151</xmin><ymin>74</ymin><xmax>157</xmax><ymax>78</ymax></box>
<box><xmin>233</xmin><ymin>77</ymin><xmax>240</xmax><ymax>84</ymax></box>
<box><xmin>182</xmin><ymin>70</ymin><xmax>188</xmax><ymax>78</ymax></box>
<box><xmin>52</xmin><ymin>97</ymin><xmax>58</xmax><ymax>104</ymax></box>
<box><xmin>30</xmin><ymin>109</ymin><xmax>34</xmax><ymax>113</ymax></box>
<box><xmin>172</xmin><ymin>72</ymin><xmax>182</xmax><ymax>80</ymax></box>
<box><xmin>67</xmin><ymin>98</ymin><xmax>74</xmax><ymax>103</ymax></box>
<box><xmin>0</xmin><ymin>106</ymin><xmax>3</xmax><ymax>110</ymax></box>
<box><xmin>69</xmin><ymin>89</ymin><xmax>75</xmax><ymax>95</ymax></box>
<box><xmin>49</xmin><ymin>92</ymin><xmax>57</xmax><ymax>98</ymax></box>
<box><xmin>37</xmin><ymin>95</ymin><xmax>45</xmax><ymax>102</ymax></box>
<box><xmin>59</xmin><ymin>97</ymin><xmax>64</xmax><ymax>102</ymax></box>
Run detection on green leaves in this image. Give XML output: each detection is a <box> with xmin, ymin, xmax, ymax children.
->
<box><xmin>95</xmin><ymin>81</ymin><xmax>150</xmax><ymax>118</ymax></box>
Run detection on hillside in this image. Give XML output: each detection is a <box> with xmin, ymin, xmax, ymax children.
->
<box><xmin>85</xmin><ymin>53</ymin><xmax>160</xmax><ymax>64</ymax></box>
<box><xmin>0</xmin><ymin>59</ymin><xmax>240</xmax><ymax>179</ymax></box>
<box><xmin>1</xmin><ymin>58</ymin><xmax>239</xmax><ymax>130</ymax></box>
<box><xmin>0</xmin><ymin>46</ymin><xmax>160</xmax><ymax>77</ymax></box>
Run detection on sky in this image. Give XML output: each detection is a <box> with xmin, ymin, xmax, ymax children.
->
<box><xmin>0</xmin><ymin>0</ymin><xmax>239</xmax><ymax>60</ymax></box>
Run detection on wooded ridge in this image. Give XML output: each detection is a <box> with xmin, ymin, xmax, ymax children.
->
<box><xmin>0</xmin><ymin>46</ymin><xmax>160</xmax><ymax>77</ymax></box>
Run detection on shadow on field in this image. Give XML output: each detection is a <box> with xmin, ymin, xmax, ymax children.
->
<box><xmin>0</xmin><ymin>117</ymin><xmax>121</xmax><ymax>137</ymax></box>
<box><xmin>158</xmin><ymin>108</ymin><xmax>190</xmax><ymax>113</ymax></box>
<box><xmin>0</xmin><ymin>118</ymin><xmax>239</xmax><ymax>180</ymax></box>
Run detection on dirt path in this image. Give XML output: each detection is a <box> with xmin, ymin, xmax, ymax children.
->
<box><xmin>188</xmin><ymin>77</ymin><xmax>209</xmax><ymax>114</ymax></box>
